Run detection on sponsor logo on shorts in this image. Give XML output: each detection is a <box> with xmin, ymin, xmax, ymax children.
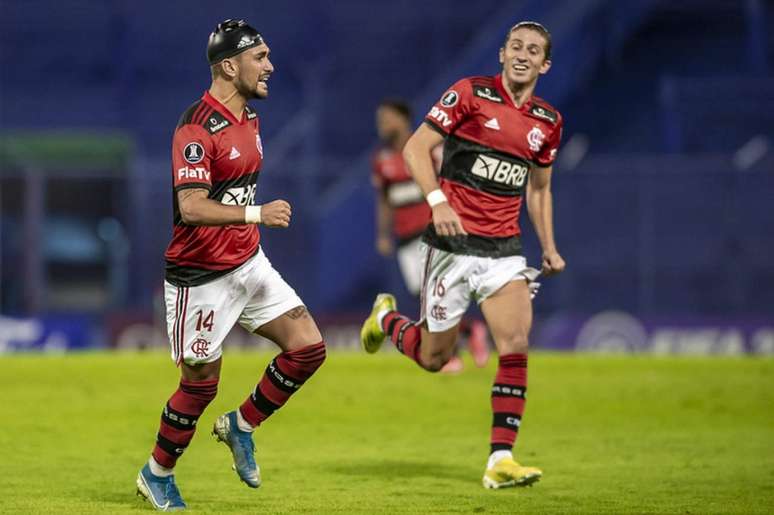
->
<box><xmin>440</xmin><ymin>90</ymin><xmax>459</xmax><ymax>107</ymax></box>
<box><xmin>527</xmin><ymin>126</ymin><xmax>545</xmax><ymax>152</ymax></box>
<box><xmin>183</xmin><ymin>142</ymin><xmax>205</xmax><ymax>164</ymax></box>
<box><xmin>470</xmin><ymin>154</ymin><xmax>528</xmax><ymax>188</ymax></box>
<box><xmin>191</xmin><ymin>337</ymin><xmax>210</xmax><ymax>358</ymax></box>
<box><xmin>431</xmin><ymin>304</ymin><xmax>448</xmax><ymax>321</ymax></box>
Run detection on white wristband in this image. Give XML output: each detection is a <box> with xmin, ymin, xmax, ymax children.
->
<box><xmin>245</xmin><ymin>205</ymin><xmax>262</xmax><ymax>224</ymax></box>
<box><xmin>426</xmin><ymin>189</ymin><xmax>448</xmax><ymax>208</ymax></box>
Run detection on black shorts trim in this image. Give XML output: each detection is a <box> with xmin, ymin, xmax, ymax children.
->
<box><xmin>422</xmin><ymin>225</ymin><xmax>522</xmax><ymax>258</ymax></box>
<box><xmin>164</xmin><ymin>245</ymin><xmax>260</xmax><ymax>287</ymax></box>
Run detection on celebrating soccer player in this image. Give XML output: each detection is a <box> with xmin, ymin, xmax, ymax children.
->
<box><xmin>135</xmin><ymin>19</ymin><xmax>326</xmax><ymax>511</ymax></box>
<box><xmin>361</xmin><ymin>21</ymin><xmax>565</xmax><ymax>489</ymax></box>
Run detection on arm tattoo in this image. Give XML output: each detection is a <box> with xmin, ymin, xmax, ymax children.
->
<box><xmin>284</xmin><ymin>306</ymin><xmax>310</xmax><ymax>320</ymax></box>
<box><xmin>179</xmin><ymin>188</ymin><xmax>209</xmax><ymax>202</ymax></box>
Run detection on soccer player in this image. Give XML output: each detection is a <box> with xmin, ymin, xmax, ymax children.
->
<box><xmin>136</xmin><ymin>19</ymin><xmax>326</xmax><ymax>511</ymax></box>
<box><xmin>361</xmin><ymin>21</ymin><xmax>565</xmax><ymax>489</ymax></box>
<box><xmin>371</xmin><ymin>99</ymin><xmax>490</xmax><ymax>373</ymax></box>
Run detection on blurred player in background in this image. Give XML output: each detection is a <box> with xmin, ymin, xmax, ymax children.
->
<box><xmin>135</xmin><ymin>19</ymin><xmax>326</xmax><ymax>511</ymax></box>
<box><xmin>361</xmin><ymin>22</ymin><xmax>565</xmax><ymax>489</ymax></box>
<box><xmin>371</xmin><ymin>98</ymin><xmax>489</xmax><ymax>373</ymax></box>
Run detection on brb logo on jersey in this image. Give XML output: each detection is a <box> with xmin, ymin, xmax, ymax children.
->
<box><xmin>221</xmin><ymin>184</ymin><xmax>257</xmax><ymax>206</ymax></box>
<box><xmin>471</xmin><ymin>154</ymin><xmax>529</xmax><ymax>188</ymax></box>
<box><xmin>183</xmin><ymin>142</ymin><xmax>205</xmax><ymax>164</ymax></box>
<box><xmin>527</xmin><ymin>126</ymin><xmax>545</xmax><ymax>152</ymax></box>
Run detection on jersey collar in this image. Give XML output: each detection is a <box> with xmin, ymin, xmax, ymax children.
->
<box><xmin>202</xmin><ymin>91</ymin><xmax>248</xmax><ymax>125</ymax></box>
<box><xmin>494</xmin><ymin>74</ymin><xmax>533</xmax><ymax>111</ymax></box>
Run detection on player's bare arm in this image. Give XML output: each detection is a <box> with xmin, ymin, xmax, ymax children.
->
<box><xmin>526</xmin><ymin>165</ymin><xmax>565</xmax><ymax>275</ymax></box>
<box><xmin>177</xmin><ymin>188</ymin><xmax>291</xmax><ymax>228</ymax></box>
<box><xmin>375</xmin><ymin>192</ymin><xmax>394</xmax><ymax>256</ymax></box>
<box><xmin>403</xmin><ymin>124</ymin><xmax>467</xmax><ymax>237</ymax></box>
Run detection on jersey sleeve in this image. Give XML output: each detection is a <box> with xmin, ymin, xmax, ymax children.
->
<box><xmin>535</xmin><ymin>113</ymin><xmax>563</xmax><ymax>167</ymax></box>
<box><xmin>423</xmin><ymin>78</ymin><xmax>473</xmax><ymax>136</ymax></box>
<box><xmin>171</xmin><ymin>124</ymin><xmax>215</xmax><ymax>191</ymax></box>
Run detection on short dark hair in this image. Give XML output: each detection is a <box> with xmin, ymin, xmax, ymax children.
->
<box><xmin>378</xmin><ymin>98</ymin><xmax>412</xmax><ymax>122</ymax></box>
<box><xmin>504</xmin><ymin>21</ymin><xmax>552</xmax><ymax>60</ymax></box>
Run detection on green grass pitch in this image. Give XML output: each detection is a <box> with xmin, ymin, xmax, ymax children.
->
<box><xmin>2</xmin><ymin>351</ymin><xmax>773</xmax><ymax>514</ymax></box>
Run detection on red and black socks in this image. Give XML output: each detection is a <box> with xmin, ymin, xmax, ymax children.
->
<box><xmin>381</xmin><ymin>311</ymin><xmax>423</xmax><ymax>364</ymax></box>
<box><xmin>238</xmin><ymin>342</ymin><xmax>326</xmax><ymax>429</ymax></box>
<box><xmin>151</xmin><ymin>378</ymin><xmax>219</xmax><ymax>471</ymax></box>
<box><xmin>490</xmin><ymin>353</ymin><xmax>528</xmax><ymax>455</ymax></box>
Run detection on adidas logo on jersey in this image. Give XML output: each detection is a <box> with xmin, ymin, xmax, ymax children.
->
<box><xmin>470</xmin><ymin>154</ymin><xmax>528</xmax><ymax>188</ymax></box>
<box><xmin>484</xmin><ymin>118</ymin><xmax>500</xmax><ymax>130</ymax></box>
<box><xmin>229</xmin><ymin>147</ymin><xmax>241</xmax><ymax>160</ymax></box>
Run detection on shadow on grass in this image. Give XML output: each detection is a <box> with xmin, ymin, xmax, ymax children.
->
<box><xmin>322</xmin><ymin>458</ymin><xmax>477</xmax><ymax>483</ymax></box>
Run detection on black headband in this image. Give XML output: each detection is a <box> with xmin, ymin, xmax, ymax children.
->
<box><xmin>207</xmin><ymin>19</ymin><xmax>264</xmax><ymax>65</ymax></box>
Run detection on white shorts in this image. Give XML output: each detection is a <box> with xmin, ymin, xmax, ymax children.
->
<box><xmin>419</xmin><ymin>243</ymin><xmax>540</xmax><ymax>332</ymax></box>
<box><xmin>164</xmin><ymin>248</ymin><xmax>304</xmax><ymax>365</ymax></box>
<box><xmin>396</xmin><ymin>237</ymin><xmax>424</xmax><ymax>296</ymax></box>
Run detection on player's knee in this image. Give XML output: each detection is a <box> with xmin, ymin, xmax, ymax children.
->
<box><xmin>285</xmin><ymin>341</ymin><xmax>326</xmax><ymax>377</ymax></box>
<box><xmin>284</xmin><ymin>319</ymin><xmax>324</xmax><ymax>352</ymax></box>
<box><xmin>179</xmin><ymin>377</ymin><xmax>219</xmax><ymax>405</ymax></box>
<box><xmin>498</xmin><ymin>331</ymin><xmax>529</xmax><ymax>354</ymax></box>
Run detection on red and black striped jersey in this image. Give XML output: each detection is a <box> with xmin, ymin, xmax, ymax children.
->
<box><xmin>423</xmin><ymin>74</ymin><xmax>563</xmax><ymax>257</ymax></box>
<box><xmin>372</xmin><ymin>147</ymin><xmax>431</xmax><ymax>243</ymax></box>
<box><xmin>164</xmin><ymin>91</ymin><xmax>264</xmax><ymax>286</ymax></box>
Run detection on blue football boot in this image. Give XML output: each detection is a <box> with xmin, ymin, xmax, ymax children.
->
<box><xmin>212</xmin><ymin>411</ymin><xmax>261</xmax><ymax>488</ymax></box>
<box><xmin>136</xmin><ymin>463</ymin><xmax>186</xmax><ymax>511</ymax></box>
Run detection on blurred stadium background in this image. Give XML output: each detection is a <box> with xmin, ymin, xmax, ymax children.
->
<box><xmin>1</xmin><ymin>0</ymin><xmax>773</xmax><ymax>354</ymax></box>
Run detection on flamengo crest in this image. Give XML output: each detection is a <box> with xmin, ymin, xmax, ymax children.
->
<box><xmin>527</xmin><ymin>126</ymin><xmax>545</xmax><ymax>152</ymax></box>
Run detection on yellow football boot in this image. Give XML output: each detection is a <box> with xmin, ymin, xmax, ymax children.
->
<box><xmin>360</xmin><ymin>293</ymin><xmax>397</xmax><ymax>353</ymax></box>
<box><xmin>482</xmin><ymin>456</ymin><xmax>542</xmax><ymax>489</ymax></box>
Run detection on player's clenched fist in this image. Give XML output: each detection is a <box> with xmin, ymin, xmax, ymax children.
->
<box><xmin>261</xmin><ymin>199</ymin><xmax>292</xmax><ymax>228</ymax></box>
<box><xmin>432</xmin><ymin>203</ymin><xmax>468</xmax><ymax>237</ymax></box>
<box><xmin>541</xmin><ymin>250</ymin><xmax>566</xmax><ymax>276</ymax></box>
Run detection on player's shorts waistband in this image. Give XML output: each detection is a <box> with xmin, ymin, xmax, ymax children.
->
<box><xmin>422</xmin><ymin>225</ymin><xmax>522</xmax><ymax>258</ymax></box>
<box><xmin>164</xmin><ymin>245</ymin><xmax>262</xmax><ymax>287</ymax></box>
